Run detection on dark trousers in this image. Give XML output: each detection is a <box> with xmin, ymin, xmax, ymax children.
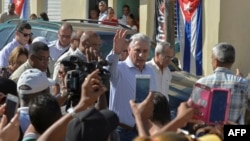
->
<box><xmin>116</xmin><ymin>126</ymin><xmax>138</xmax><ymax>141</ymax></box>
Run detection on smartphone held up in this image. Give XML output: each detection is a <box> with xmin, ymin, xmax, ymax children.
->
<box><xmin>190</xmin><ymin>83</ymin><xmax>231</xmax><ymax>125</ymax></box>
<box><xmin>135</xmin><ymin>74</ymin><xmax>151</xmax><ymax>103</ymax></box>
<box><xmin>4</xmin><ymin>94</ymin><xmax>19</xmax><ymax>123</ymax></box>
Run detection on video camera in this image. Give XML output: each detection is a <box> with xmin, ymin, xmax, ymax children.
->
<box><xmin>61</xmin><ymin>55</ymin><xmax>110</xmax><ymax>110</ymax></box>
<box><xmin>66</xmin><ymin>60</ymin><xmax>110</xmax><ymax>94</ymax></box>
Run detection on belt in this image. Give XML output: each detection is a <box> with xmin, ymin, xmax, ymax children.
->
<box><xmin>119</xmin><ymin>123</ymin><xmax>136</xmax><ymax>131</ymax></box>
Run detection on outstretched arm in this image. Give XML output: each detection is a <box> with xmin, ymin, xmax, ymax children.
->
<box><xmin>106</xmin><ymin>29</ymin><xmax>128</xmax><ymax>81</ymax></box>
<box><xmin>130</xmin><ymin>92</ymin><xmax>154</xmax><ymax>137</ymax></box>
<box><xmin>0</xmin><ymin>104</ymin><xmax>20</xmax><ymax>141</ymax></box>
<box><xmin>153</xmin><ymin>102</ymin><xmax>195</xmax><ymax>136</ymax></box>
<box><xmin>38</xmin><ymin>69</ymin><xmax>107</xmax><ymax>141</ymax></box>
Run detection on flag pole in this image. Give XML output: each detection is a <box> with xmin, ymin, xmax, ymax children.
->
<box><xmin>164</xmin><ymin>0</ymin><xmax>175</xmax><ymax>52</ymax></box>
<box><xmin>164</xmin><ymin>0</ymin><xmax>168</xmax><ymax>42</ymax></box>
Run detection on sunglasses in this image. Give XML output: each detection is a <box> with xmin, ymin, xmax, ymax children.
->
<box><xmin>19</xmin><ymin>31</ymin><xmax>33</xmax><ymax>37</ymax></box>
<box><xmin>33</xmin><ymin>55</ymin><xmax>51</xmax><ymax>62</ymax></box>
<box><xmin>59</xmin><ymin>34</ymin><xmax>71</xmax><ymax>39</ymax></box>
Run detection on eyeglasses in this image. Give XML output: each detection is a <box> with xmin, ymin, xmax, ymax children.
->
<box><xmin>84</xmin><ymin>42</ymin><xmax>101</xmax><ymax>48</ymax></box>
<box><xmin>59</xmin><ymin>34</ymin><xmax>71</xmax><ymax>39</ymax></box>
<box><xmin>33</xmin><ymin>55</ymin><xmax>51</xmax><ymax>62</ymax></box>
<box><xmin>19</xmin><ymin>31</ymin><xmax>33</xmax><ymax>37</ymax></box>
<box><xmin>162</xmin><ymin>54</ymin><xmax>174</xmax><ymax>60</ymax></box>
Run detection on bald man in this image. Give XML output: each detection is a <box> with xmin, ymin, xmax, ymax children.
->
<box><xmin>52</xmin><ymin>30</ymin><xmax>102</xmax><ymax>81</ymax></box>
<box><xmin>49</xmin><ymin>23</ymin><xmax>73</xmax><ymax>61</ymax></box>
<box><xmin>51</xmin><ymin>30</ymin><xmax>103</xmax><ymax>96</ymax></box>
<box><xmin>72</xmin><ymin>30</ymin><xmax>102</xmax><ymax>62</ymax></box>
<box><xmin>52</xmin><ymin>29</ymin><xmax>84</xmax><ymax>81</ymax></box>
<box><xmin>46</xmin><ymin>23</ymin><xmax>73</xmax><ymax>78</ymax></box>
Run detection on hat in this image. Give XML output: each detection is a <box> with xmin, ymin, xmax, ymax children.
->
<box><xmin>17</xmin><ymin>69</ymin><xmax>55</xmax><ymax>95</ymax></box>
<box><xmin>0</xmin><ymin>77</ymin><xmax>18</xmax><ymax>96</ymax></box>
<box><xmin>32</xmin><ymin>36</ymin><xmax>49</xmax><ymax>45</ymax></box>
<box><xmin>198</xmin><ymin>134</ymin><xmax>221</xmax><ymax>141</ymax></box>
<box><xmin>65</xmin><ymin>107</ymin><xmax>119</xmax><ymax>141</ymax></box>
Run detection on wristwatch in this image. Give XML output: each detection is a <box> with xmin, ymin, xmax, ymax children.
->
<box><xmin>67</xmin><ymin>107</ymin><xmax>77</xmax><ymax>118</ymax></box>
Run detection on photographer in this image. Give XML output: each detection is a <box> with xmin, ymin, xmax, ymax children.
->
<box><xmin>56</xmin><ymin>55</ymin><xmax>109</xmax><ymax>112</ymax></box>
<box><xmin>38</xmin><ymin>69</ymin><xmax>108</xmax><ymax>141</ymax></box>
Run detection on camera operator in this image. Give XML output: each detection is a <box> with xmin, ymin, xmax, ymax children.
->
<box><xmin>55</xmin><ymin>55</ymin><xmax>109</xmax><ymax>112</ymax></box>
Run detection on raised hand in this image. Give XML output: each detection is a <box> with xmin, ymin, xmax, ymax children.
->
<box><xmin>0</xmin><ymin>107</ymin><xmax>20</xmax><ymax>141</ymax></box>
<box><xmin>113</xmin><ymin>29</ymin><xmax>128</xmax><ymax>54</ymax></box>
<box><xmin>85</xmin><ymin>47</ymin><xmax>103</xmax><ymax>62</ymax></box>
<box><xmin>236</xmin><ymin>68</ymin><xmax>243</xmax><ymax>77</ymax></box>
<box><xmin>75</xmin><ymin>69</ymin><xmax>107</xmax><ymax>112</ymax></box>
<box><xmin>129</xmin><ymin>92</ymin><xmax>154</xmax><ymax>137</ymax></box>
<box><xmin>129</xmin><ymin>92</ymin><xmax>154</xmax><ymax>120</ymax></box>
<box><xmin>176</xmin><ymin>102</ymin><xmax>195</xmax><ymax>127</ymax></box>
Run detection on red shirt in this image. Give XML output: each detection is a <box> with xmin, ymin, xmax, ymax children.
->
<box><xmin>101</xmin><ymin>18</ymin><xmax>118</xmax><ymax>26</ymax></box>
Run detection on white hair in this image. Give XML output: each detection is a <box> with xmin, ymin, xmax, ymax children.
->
<box><xmin>129</xmin><ymin>33</ymin><xmax>151</xmax><ymax>49</ymax></box>
<box><xmin>155</xmin><ymin>41</ymin><xmax>171</xmax><ymax>55</ymax></box>
<box><xmin>212</xmin><ymin>42</ymin><xmax>235</xmax><ymax>64</ymax></box>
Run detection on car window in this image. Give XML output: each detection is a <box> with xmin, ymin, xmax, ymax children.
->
<box><xmin>32</xmin><ymin>28</ymin><xmax>47</xmax><ymax>38</ymax></box>
<box><xmin>99</xmin><ymin>33</ymin><xmax>114</xmax><ymax>58</ymax></box>
<box><xmin>98</xmin><ymin>32</ymin><xmax>134</xmax><ymax>58</ymax></box>
<box><xmin>46</xmin><ymin>31</ymin><xmax>58</xmax><ymax>42</ymax></box>
<box><xmin>5</xmin><ymin>28</ymin><xmax>49</xmax><ymax>45</ymax></box>
<box><xmin>0</xmin><ymin>27</ymin><xmax>15</xmax><ymax>50</ymax></box>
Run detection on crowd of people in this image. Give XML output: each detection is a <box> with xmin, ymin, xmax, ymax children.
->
<box><xmin>0</xmin><ymin>3</ymin><xmax>49</xmax><ymax>23</ymax></box>
<box><xmin>1</xmin><ymin>1</ymin><xmax>138</xmax><ymax>32</ymax></box>
<box><xmin>89</xmin><ymin>1</ymin><xmax>139</xmax><ymax>32</ymax></box>
<box><xmin>0</xmin><ymin>1</ymin><xmax>249</xmax><ymax>141</ymax></box>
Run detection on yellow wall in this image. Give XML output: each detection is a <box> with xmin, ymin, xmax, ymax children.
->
<box><xmin>30</xmin><ymin>0</ymin><xmax>46</xmax><ymax>16</ymax></box>
<box><xmin>0</xmin><ymin>1</ymin><xmax>2</xmax><ymax>14</ymax></box>
<box><xmin>139</xmin><ymin>0</ymin><xmax>154</xmax><ymax>39</ymax></box>
<box><xmin>61</xmin><ymin>0</ymin><xmax>88</xmax><ymax>20</ymax></box>
<box><xmin>219</xmin><ymin>0</ymin><xmax>250</xmax><ymax>77</ymax></box>
<box><xmin>203</xmin><ymin>0</ymin><xmax>250</xmax><ymax>76</ymax></box>
<box><xmin>202</xmin><ymin>0</ymin><xmax>221</xmax><ymax>75</ymax></box>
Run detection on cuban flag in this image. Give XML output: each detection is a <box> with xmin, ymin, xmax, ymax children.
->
<box><xmin>176</xmin><ymin>0</ymin><xmax>202</xmax><ymax>76</ymax></box>
<box><xmin>9</xmin><ymin>0</ymin><xmax>29</xmax><ymax>19</ymax></box>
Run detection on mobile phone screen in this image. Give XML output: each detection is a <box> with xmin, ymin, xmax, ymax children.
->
<box><xmin>4</xmin><ymin>98</ymin><xmax>18</xmax><ymax>123</ymax></box>
<box><xmin>209</xmin><ymin>90</ymin><xmax>228</xmax><ymax>123</ymax></box>
<box><xmin>135</xmin><ymin>76</ymin><xmax>150</xmax><ymax>103</ymax></box>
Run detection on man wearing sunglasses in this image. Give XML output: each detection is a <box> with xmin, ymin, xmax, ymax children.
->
<box><xmin>0</xmin><ymin>21</ymin><xmax>32</xmax><ymax>69</ymax></box>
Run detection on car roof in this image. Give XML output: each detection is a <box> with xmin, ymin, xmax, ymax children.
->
<box><xmin>62</xmin><ymin>19</ymin><xmax>137</xmax><ymax>35</ymax></box>
<box><xmin>2</xmin><ymin>19</ymin><xmax>61</xmax><ymax>31</ymax></box>
<box><xmin>1</xmin><ymin>19</ymin><xmax>137</xmax><ymax>34</ymax></box>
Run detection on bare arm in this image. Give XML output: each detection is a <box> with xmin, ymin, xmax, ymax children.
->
<box><xmin>0</xmin><ymin>105</ymin><xmax>20</xmax><ymax>141</ymax></box>
<box><xmin>38</xmin><ymin>69</ymin><xmax>107</xmax><ymax>141</ymax></box>
<box><xmin>95</xmin><ymin>91</ymin><xmax>108</xmax><ymax>110</ymax></box>
<box><xmin>130</xmin><ymin>92</ymin><xmax>154</xmax><ymax>137</ymax></box>
<box><xmin>152</xmin><ymin>102</ymin><xmax>195</xmax><ymax>136</ymax></box>
<box><xmin>130</xmin><ymin>94</ymin><xmax>195</xmax><ymax>138</ymax></box>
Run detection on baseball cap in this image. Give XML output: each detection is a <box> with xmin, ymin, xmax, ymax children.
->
<box><xmin>17</xmin><ymin>68</ymin><xmax>55</xmax><ymax>95</ymax></box>
<box><xmin>198</xmin><ymin>134</ymin><xmax>221</xmax><ymax>141</ymax></box>
<box><xmin>32</xmin><ymin>36</ymin><xmax>49</xmax><ymax>45</ymax></box>
<box><xmin>65</xmin><ymin>107</ymin><xmax>119</xmax><ymax>141</ymax></box>
<box><xmin>150</xmin><ymin>132</ymin><xmax>222</xmax><ymax>141</ymax></box>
